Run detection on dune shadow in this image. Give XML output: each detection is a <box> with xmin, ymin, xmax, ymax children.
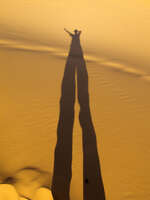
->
<box><xmin>52</xmin><ymin>29</ymin><xmax>105</xmax><ymax>200</ymax></box>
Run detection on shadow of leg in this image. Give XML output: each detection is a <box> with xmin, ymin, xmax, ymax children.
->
<box><xmin>52</xmin><ymin>56</ymin><xmax>76</xmax><ymax>200</ymax></box>
<box><xmin>77</xmin><ymin>58</ymin><xmax>106</xmax><ymax>200</ymax></box>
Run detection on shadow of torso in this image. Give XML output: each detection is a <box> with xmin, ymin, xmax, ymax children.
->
<box><xmin>69</xmin><ymin>34</ymin><xmax>83</xmax><ymax>58</ymax></box>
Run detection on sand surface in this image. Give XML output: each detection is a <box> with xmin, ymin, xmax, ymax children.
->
<box><xmin>0</xmin><ymin>1</ymin><xmax>150</xmax><ymax>199</ymax></box>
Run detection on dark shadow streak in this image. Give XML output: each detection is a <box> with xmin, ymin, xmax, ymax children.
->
<box><xmin>51</xmin><ymin>47</ymin><xmax>76</xmax><ymax>199</ymax></box>
<box><xmin>76</xmin><ymin>56</ymin><xmax>105</xmax><ymax>200</ymax></box>
<box><xmin>52</xmin><ymin>29</ymin><xmax>105</xmax><ymax>200</ymax></box>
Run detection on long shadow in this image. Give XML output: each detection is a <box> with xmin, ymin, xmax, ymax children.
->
<box><xmin>52</xmin><ymin>29</ymin><xmax>105</xmax><ymax>200</ymax></box>
<box><xmin>76</xmin><ymin>56</ymin><xmax>105</xmax><ymax>200</ymax></box>
<box><xmin>51</xmin><ymin>39</ymin><xmax>76</xmax><ymax>200</ymax></box>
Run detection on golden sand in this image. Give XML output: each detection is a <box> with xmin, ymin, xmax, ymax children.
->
<box><xmin>0</xmin><ymin>0</ymin><xmax>150</xmax><ymax>199</ymax></box>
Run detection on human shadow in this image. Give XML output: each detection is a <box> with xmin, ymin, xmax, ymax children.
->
<box><xmin>52</xmin><ymin>29</ymin><xmax>105</xmax><ymax>200</ymax></box>
<box><xmin>76</xmin><ymin>55</ymin><xmax>105</xmax><ymax>200</ymax></box>
<box><xmin>51</xmin><ymin>32</ymin><xmax>76</xmax><ymax>200</ymax></box>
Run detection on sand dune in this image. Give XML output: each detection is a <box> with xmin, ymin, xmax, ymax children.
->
<box><xmin>1</xmin><ymin>38</ymin><xmax>150</xmax><ymax>83</ymax></box>
<box><xmin>0</xmin><ymin>1</ymin><xmax>150</xmax><ymax>199</ymax></box>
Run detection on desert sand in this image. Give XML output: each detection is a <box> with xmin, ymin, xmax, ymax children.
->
<box><xmin>0</xmin><ymin>0</ymin><xmax>150</xmax><ymax>199</ymax></box>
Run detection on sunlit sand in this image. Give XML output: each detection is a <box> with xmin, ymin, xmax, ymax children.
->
<box><xmin>0</xmin><ymin>0</ymin><xmax>150</xmax><ymax>200</ymax></box>
<box><xmin>33</xmin><ymin>188</ymin><xmax>53</xmax><ymax>200</ymax></box>
<box><xmin>0</xmin><ymin>184</ymin><xmax>19</xmax><ymax>199</ymax></box>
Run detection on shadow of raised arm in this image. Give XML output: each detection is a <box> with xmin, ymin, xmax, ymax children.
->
<box><xmin>64</xmin><ymin>28</ymin><xmax>74</xmax><ymax>37</ymax></box>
